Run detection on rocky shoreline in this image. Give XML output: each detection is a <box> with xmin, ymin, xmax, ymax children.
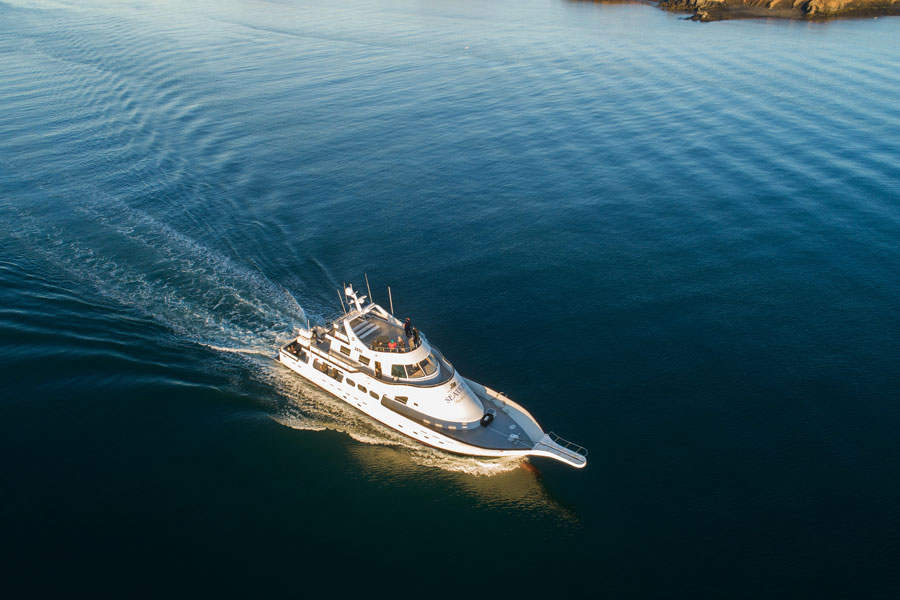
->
<box><xmin>661</xmin><ymin>0</ymin><xmax>899</xmax><ymax>21</ymax></box>
<box><xmin>578</xmin><ymin>0</ymin><xmax>900</xmax><ymax>21</ymax></box>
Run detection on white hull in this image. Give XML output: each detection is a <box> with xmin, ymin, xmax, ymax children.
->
<box><xmin>277</xmin><ymin>347</ymin><xmax>586</xmax><ymax>467</ymax></box>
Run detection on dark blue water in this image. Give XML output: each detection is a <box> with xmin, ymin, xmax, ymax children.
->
<box><xmin>3</xmin><ymin>0</ymin><xmax>900</xmax><ymax>595</ymax></box>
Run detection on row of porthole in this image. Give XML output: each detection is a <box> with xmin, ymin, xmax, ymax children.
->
<box><xmin>313</xmin><ymin>359</ymin><xmax>450</xmax><ymax>447</ymax></box>
<box><xmin>320</xmin><ymin>363</ymin><xmax>456</xmax><ymax>446</ymax></box>
<box><xmin>316</xmin><ymin>362</ymin><xmax>449</xmax><ymax>448</ymax></box>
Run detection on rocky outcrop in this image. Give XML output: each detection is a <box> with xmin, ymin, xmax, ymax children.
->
<box><xmin>656</xmin><ymin>0</ymin><xmax>900</xmax><ymax>20</ymax></box>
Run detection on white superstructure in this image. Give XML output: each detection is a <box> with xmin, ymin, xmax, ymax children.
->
<box><xmin>277</xmin><ymin>284</ymin><xmax>587</xmax><ymax>468</ymax></box>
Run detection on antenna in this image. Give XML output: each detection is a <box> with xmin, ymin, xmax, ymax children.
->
<box><xmin>337</xmin><ymin>288</ymin><xmax>348</xmax><ymax>315</ymax></box>
<box><xmin>388</xmin><ymin>286</ymin><xmax>394</xmax><ymax>316</ymax></box>
<box><xmin>365</xmin><ymin>272</ymin><xmax>373</xmax><ymax>304</ymax></box>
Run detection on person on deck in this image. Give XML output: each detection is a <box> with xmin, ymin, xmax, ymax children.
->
<box><xmin>412</xmin><ymin>327</ymin><xmax>420</xmax><ymax>347</ymax></box>
<box><xmin>404</xmin><ymin>318</ymin><xmax>413</xmax><ymax>338</ymax></box>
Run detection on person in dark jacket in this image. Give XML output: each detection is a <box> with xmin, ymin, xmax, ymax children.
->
<box><xmin>404</xmin><ymin>317</ymin><xmax>413</xmax><ymax>338</ymax></box>
<box><xmin>412</xmin><ymin>327</ymin><xmax>420</xmax><ymax>347</ymax></box>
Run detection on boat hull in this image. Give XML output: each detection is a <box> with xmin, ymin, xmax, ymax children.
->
<box><xmin>277</xmin><ymin>346</ymin><xmax>587</xmax><ymax>468</ymax></box>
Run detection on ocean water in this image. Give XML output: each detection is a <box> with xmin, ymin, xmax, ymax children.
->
<box><xmin>2</xmin><ymin>0</ymin><xmax>899</xmax><ymax>595</ymax></box>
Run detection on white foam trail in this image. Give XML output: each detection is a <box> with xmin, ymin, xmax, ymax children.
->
<box><xmin>2</xmin><ymin>200</ymin><xmax>304</xmax><ymax>357</ymax></box>
<box><xmin>2</xmin><ymin>200</ymin><xmax>528</xmax><ymax>476</ymax></box>
<box><xmin>201</xmin><ymin>344</ymin><xmax>274</xmax><ymax>357</ymax></box>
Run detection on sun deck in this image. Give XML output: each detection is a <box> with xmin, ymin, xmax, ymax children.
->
<box><xmin>295</xmin><ymin>329</ymin><xmax>455</xmax><ymax>387</ymax></box>
<box><xmin>348</xmin><ymin>314</ymin><xmax>422</xmax><ymax>352</ymax></box>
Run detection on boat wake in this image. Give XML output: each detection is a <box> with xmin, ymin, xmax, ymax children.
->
<box><xmin>200</xmin><ymin>344</ymin><xmax>274</xmax><ymax>358</ymax></box>
<box><xmin>1</xmin><ymin>196</ymin><xmax>529</xmax><ymax>477</ymax></box>
<box><xmin>3</xmin><ymin>193</ymin><xmax>313</xmax><ymax>349</ymax></box>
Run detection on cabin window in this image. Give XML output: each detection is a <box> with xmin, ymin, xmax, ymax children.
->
<box><xmin>358</xmin><ymin>384</ymin><xmax>367</xmax><ymax>393</ymax></box>
<box><xmin>394</xmin><ymin>396</ymin><xmax>408</xmax><ymax>405</ymax></box>
<box><xmin>340</xmin><ymin>345</ymin><xmax>351</xmax><ymax>356</ymax></box>
<box><xmin>391</xmin><ymin>365</ymin><xmax>406</xmax><ymax>378</ymax></box>
<box><xmin>358</xmin><ymin>355</ymin><xmax>370</xmax><ymax>366</ymax></box>
<box><xmin>346</xmin><ymin>379</ymin><xmax>355</xmax><ymax>387</ymax></box>
<box><xmin>406</xmin><ymin>362</ymin><xmax>425</xmax><ymax>379</ymax></box>
<box><xmin>420</xmin><ymin>356</ymin><xmax>437</xmax><ymax>376</ymax></box>
<box><xmin>369</xmin><ymin>391</ymin><xmax>379</xmax><ymax>400</ymax></box>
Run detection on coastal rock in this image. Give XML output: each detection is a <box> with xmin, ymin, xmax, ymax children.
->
<box><xmin>654</xmin><ymin>0</ymin><xmax>900</xmax><ymax>20</ymax></box>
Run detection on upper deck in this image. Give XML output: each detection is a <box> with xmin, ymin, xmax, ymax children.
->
<box><xmin>295</xmin><ymin>308</ymin><xmax>454</xmax><ymax>388</ymax></box>
<box><xmin>348</xmin><ymin>314</ymin><xmax>422</xmax><ymax>353</ymax></box>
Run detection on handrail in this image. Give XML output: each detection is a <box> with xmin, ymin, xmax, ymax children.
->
<box><xmin>368</xmin><ymin>341</ymin><xmax>422</xmax><ymax>353</ymax></box>
<box><xmin>546</xmin><ymin>432</ymin><xmax>588</xmax><ymax>457</ymax></box>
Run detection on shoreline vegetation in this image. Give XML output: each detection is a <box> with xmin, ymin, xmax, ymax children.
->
<box><xmin>574</xmin><ymin>0</ymin><xmax>900</xmax><ymax>21</ymax></box>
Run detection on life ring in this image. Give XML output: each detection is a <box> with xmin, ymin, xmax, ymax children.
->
<box><xmin>480</xmin><ymin>413</ymin><xmax>494</xmax><ymax>427</ymax></box>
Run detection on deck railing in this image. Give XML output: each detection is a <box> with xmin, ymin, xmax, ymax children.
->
<box><xmin>369</xmin><ymin>342</ymin><xmax>421</xmax><ymax>353</ymax></box>
<box><xmin>368</xmin><ymin>333</ymin><xmax>426</xmax><ymax>353</ymax></box>
<box><xmin>547</xmin><ymin>432</ymin><xmax>588</xmax><ymax>457</ymax></box>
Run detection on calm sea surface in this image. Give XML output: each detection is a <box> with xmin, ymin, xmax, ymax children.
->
<box><xmin>2</xmin><ymin>0</ymin><xmax>899</xmax><ymax>595</ymax></box>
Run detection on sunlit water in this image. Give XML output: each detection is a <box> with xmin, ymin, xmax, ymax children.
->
<box><xmin>2</xmin><ymin>0</ymin><xmax>899</xmax><ymax>595</ymax></box>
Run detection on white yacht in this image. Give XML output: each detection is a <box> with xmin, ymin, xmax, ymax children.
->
<box><xmin>277</xmin><ymin>284</ymin><xmax>587</xmax><ymax>469</ymax></box>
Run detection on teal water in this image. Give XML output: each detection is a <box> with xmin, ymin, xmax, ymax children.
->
<box><xmin>2</xmin><ymin>0</ymin><xmax>900</xmax><ymax>595</ymax></box>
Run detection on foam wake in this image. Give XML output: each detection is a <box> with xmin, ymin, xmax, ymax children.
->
<box><xmin>2</xmin><ymin>197</ymin><xmax>305</xmax><ymax>356</ymax></box>
<box><xmin>1</xmin><ymin>198</ymin><xmax>526</xmax><ymax>476</ymax></box>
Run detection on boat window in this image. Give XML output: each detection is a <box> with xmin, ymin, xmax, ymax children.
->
<box><xmin>419</xmin><ymin>357</ymin><xmax>437</xmax><ymax>376</ymax></box>
<box><xmin>391</xmin><ymin>365</ymin><xmax>406</xmax><ymax>378</ymax></box>
<box><xmin>406</xmin><ymin>361</ymin><xmax>425</xmax><ymax>378</ymax></box>
<box><xmin>369</xmin><ymin>391</ymin><xmax>379</xmax><ymax>400</ymax></box>
<box><xmin>358</xmin><ymin>355</ymin><xmax>370</xmax><ymax>366</ymax></box>
<box><xmin>394</xmin><ymin>396</ymin><xmax>408</xmax><ymax>405</ymax></box>
<box><xmin>340</xmin><ymin>345</ymin><xmax>351</xmax><ymax>356</ymax></box>
<box><xmin>358</xmin><ymin>384</ymin><xmax>367</xmax><ymax>393</ymax></box>
<box><xmin>346</xmin><ymin>379</ymin><xmax>355</xmax><ymax>387</ymax></box>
